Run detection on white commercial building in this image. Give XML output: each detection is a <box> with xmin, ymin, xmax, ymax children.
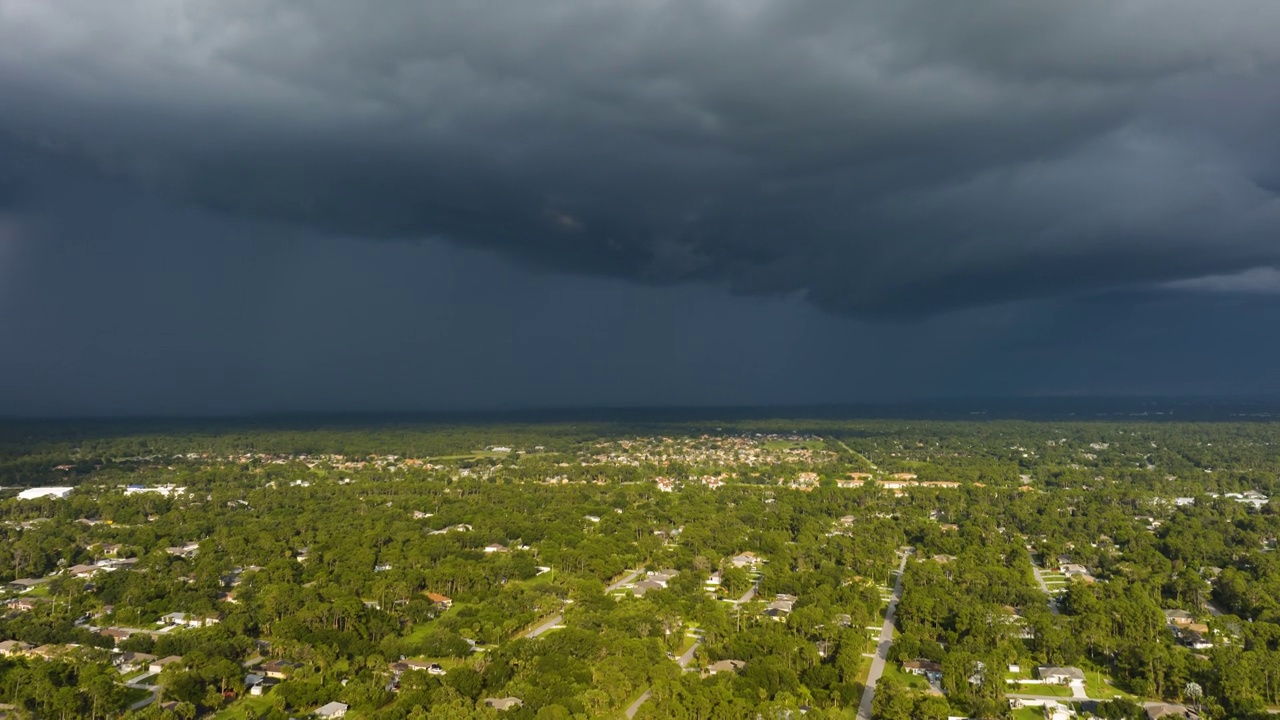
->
<box><xmin>17</xmin><ymin>487</ymin><xmax>74</xmax><ymax>500</ymax></box>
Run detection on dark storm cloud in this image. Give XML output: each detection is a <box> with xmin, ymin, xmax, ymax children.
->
<box><xmin>2</xmin><ymin>0</ymin><xmax>1280</xmax><ymax>317</ymax></box>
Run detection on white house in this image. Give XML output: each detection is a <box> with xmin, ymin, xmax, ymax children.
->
<box><xmin>314</xmin><ymin>701</ymin><xmax>348</xmax><ymax>718</ymax></box>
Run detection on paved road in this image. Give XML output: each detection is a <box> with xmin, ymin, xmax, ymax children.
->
<box><xmin>125</xmin><ymin>675</ymin><xmax>160</xmax><ymax>711</ymax></box>
<box><xmin>521</xmin><ymin>568</ymin><xmax>644</xmax><ymax>640</ymax></box>
<box><xmin>856</xmin><ymin>549</ymin><xmax>912</xmax><ymax>720</ymax></box>
<box><xmin>629</xmin><ymin>627</ymin><xmax>702</xmax><ymax>717</ymax></box>
<box><xmin>607</xmin><ymin>568</ymin><xmax>645</xmax><ymax>593</ymax></box>
<box><xmin>624</xmin><ymin>690</ymin><xmax>652</xmax><ymax>719</ymax></box>
<box><xmin>675</xmin><ymin>637</ymin><xmax>701</xmax><ymax>668</ymax></box>
<box><xmin>523</xmin><ymin>612</ymin><xmax>566</xmax><ymax>639</ymax></box>
<box><xmin>1031</xmin><ymin>563</ymin><xmax>1062</xmax><ymax>615</ymax></box>
<box><xmin>128</xmin><ymin>688</ymin><xmax>159</xmax><ymax>711</ymax></box>
<box><xmin>1008</xmin><ymin>692</ymin><xmax>1090</xmax><ymax>702</ymax></box>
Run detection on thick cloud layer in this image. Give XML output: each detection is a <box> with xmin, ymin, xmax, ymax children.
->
<box><xmin>3</xmin><ymin>0</ymin><xmax>1279</xmax><ymax>319</ymax></box>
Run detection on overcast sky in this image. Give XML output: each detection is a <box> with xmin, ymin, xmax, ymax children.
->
<box><xmin>3</xmin><ymin>1</ymin><xmax>1280</xmax><ymax>416</ymax></box>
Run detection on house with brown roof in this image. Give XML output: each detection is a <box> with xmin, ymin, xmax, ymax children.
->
<box><xmin>97</xmin><ymin>627</ymin><xmax>132</xmax><ymax>642</ymax></box>
<box><xmin>903</xmin><ymin>659</ymin><xmax>942</xmax><ymax>681</ymax></box>
<box><xmin>0</xmin><ymin>640</ymin><xmax>33</xmax><ymax>657</ymax></box>
<box><xmin>424</xmin><ymin>592</ymin><xmax>452</xmax><ymax>608</ymax></box>
<box><xmin>8</xmin><ymin>597</ymin><xmax>43</xmax><ymax>612</ymax></box>
<box><xmin>149</xmin><ymin>656</ymin><xmax>183</xmax><ymax>674</ymax></box>
<box><xmin>7</xmin><ymin>578</ymin><xmax>45</xmax><ymax>592</ymax></box>
<box><xmin>1146</xmin><ymin>703</ymin><xmax>1198</xmax><ymax>719</ymax></box>
<box><xmin>706</xmin><ymin>659</ymin><xmax>746</xmax><ymax>675</ymax></box>
<box><xmin>114</xmin><ymin>652</ymin><xmax>156</xmax><ymax>672</ymax></box>
<box><xmin>66</xmin><ymin>564</ymin><xmax>100</xmax><ymax>578</ymax></box>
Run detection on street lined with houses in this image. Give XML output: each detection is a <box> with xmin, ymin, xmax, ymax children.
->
<box><xmin>856</xmin><ymin>548</ymin><xmax>912</xmax><ymax>720</ymax></box>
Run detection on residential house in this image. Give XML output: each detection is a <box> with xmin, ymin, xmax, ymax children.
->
<box><xmin>631</xmin><ymin>579</ymin><xmax>665</xmax><ymax>597</ymax></box>
<box><xmin>647</xmin><ymin>569</ymin><xmax>679</xmax><ymax>587</ymax></box>
<box><xmin>424</xmin><ymin>592</ymin><xmax>452</xmax><ymax>609</ymax></box>
<box><xmin>161</xmin><ymin>612</ymin><xmax>220</xmax><ymax>628</ymax></box>
<box><xmin>706</xmin><ymin>659</ymin><xmax>746</xmax><ymax>675</ymax></box>
<box><xmin>30</xmin><ymin>645</ymin><xmax>69</xmax><ymax>660</ymax></box>
<box><xmin>903</xmin><ymin>659</ymin><xmax>942</xmax><ymax>682</ymax></box>
<box><xmin>1146</xmin><ymin>703</ymin><xmax>1198</xmax><ymax>719</ymax></box>
<box><xmin>97</xmin><ymin>627</ymin><xmax>132</xmax><ymax>643</ymax></box>
<box><xmin>1177</xmin><ymin>624</ymin><xmax>1213</xmax><ymax>650</ymax></box>
<box><xmin>8</xmin><ymin>597</ymin><xmax>42</xmax><ymax>612</ymax></box>
<box><xmin>165</xmin><ymin>542</ymin><xmax>200</xmax><ymax>558</ymax></box>
<box><xmin>483</xmin><ymin>544</ymin><xmax>509</xmax><ymax>553</ymax></box>
<box><xmin>765</xmin><ymin>594</ymin><xmax>796</xmax><ymax>620</ymax></box>
<box><xmin>261</xmin><ymin>659</ymin><xmax>298</xmax><ymax>679</ymax></box>
<box><xmin>149</xmin><ymin>656</ymin><xmax>183</xmax><ymax>674</ymax></box>
<box><xmin>244</xmin><ymin>673</ymin><xmax>279</xmax><ymax>696</ymax></box>
<box><xmin>7</xmin><ymin>578</ymin><xmax>45</xmax><ymax>592</ymax></box>
<box><xmin>67</xmin><ymin>564</ymin><xmax>100</xmax><ymax>579</ymax></box>
<box><xmin>1164</xmin><ymin>609</ymin><xmax>1195</xmax><ymax>627</ymax></box>
<box><xmin>313</xmin><ymin>701</ymin><xmax>348</xmax><ymax>718</ymax></box>
<box><xmin>0</xmin><ymin>641</ymin><xmax>32</xmax><ymax>657</ymax></box>
<box><xmin>484</xmin><ymin>697</ymin><xmax>524</xmax><ymax>711</ymax></box>
<box><xmin>114</xmin><ymin>652</ymin><xmax>155</xmax><ymax>673</ymax></box>
<box><xmin>730</xmin><ymin>552</ymin><xmax>761</xmax><ymax>569</ymax></box>
<box><xmin>1037</xmin><ymin>666</ymin><xmax>1085</xmax><ymax>685</ymax></box>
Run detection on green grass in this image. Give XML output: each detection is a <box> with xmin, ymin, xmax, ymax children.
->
<box><xmin>1086</xmin><ymin>669</ymin><xmax>1137</xmax><ymax>700</ymax></box>
<box><xmin>212</xmin><ymin>694</ymin><xmax>278</xmax><ymax>719</ymax></box>
<box><xmin>1009</xmin><ymin>682</ymin><xmax>1072</xmax><ymax>697</ymax></box>
<box><xmin>25</xmin><ymin>584</ymin><xmax>51</xmax><ymax>598</ymax></box>
<box><xmin>879</xmin><ymin>662</ymin><xmax>932</xmax><ymax>692</ymax></box>
<box><xmin>122</xmin><ymin>687</ymin><xmax>152</xmax><ymax>706</ymax></box>
<box><xmin>673</xmin><ymin>632</ymin><xmax>698</xmax><ymax>657</ymax></box>
<box><xmin>1012</xmin><ymin>708</ymin><xmax>1044</xmax><ymax>720</ymax></box>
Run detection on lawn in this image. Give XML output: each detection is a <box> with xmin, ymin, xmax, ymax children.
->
<box><xmin>1012</xmin><ymin>708</ymin><xmax>1044</xmax><ymax>720</ymax></box>
<box><xmin>212</xmin><ymin>694</ymin><xmax>278</xmax><ymax>719</ymax></box>
<box><xmin>1086</xmin><ymin>668</ymin><xmax>1138</xmax><ymax>700</ymax></box>
<box><xmin>1009</xmin><ymin>682</ymin><xmax>1072</xmax><ymax>697</ymax></box>
<box><xmin>1004</xmin><ymin>667</ymin><xmax>1033</xmax><ymax>681</ymax></box>
<box><xmin>879</xmin><ymin>662</ymin><xmax>932</xmax><ymax>692</ymax></box>
<box><xmin>122</xmin><ymin>687</ymin><xmax>152</xmax><ymax>706</ymax></box>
